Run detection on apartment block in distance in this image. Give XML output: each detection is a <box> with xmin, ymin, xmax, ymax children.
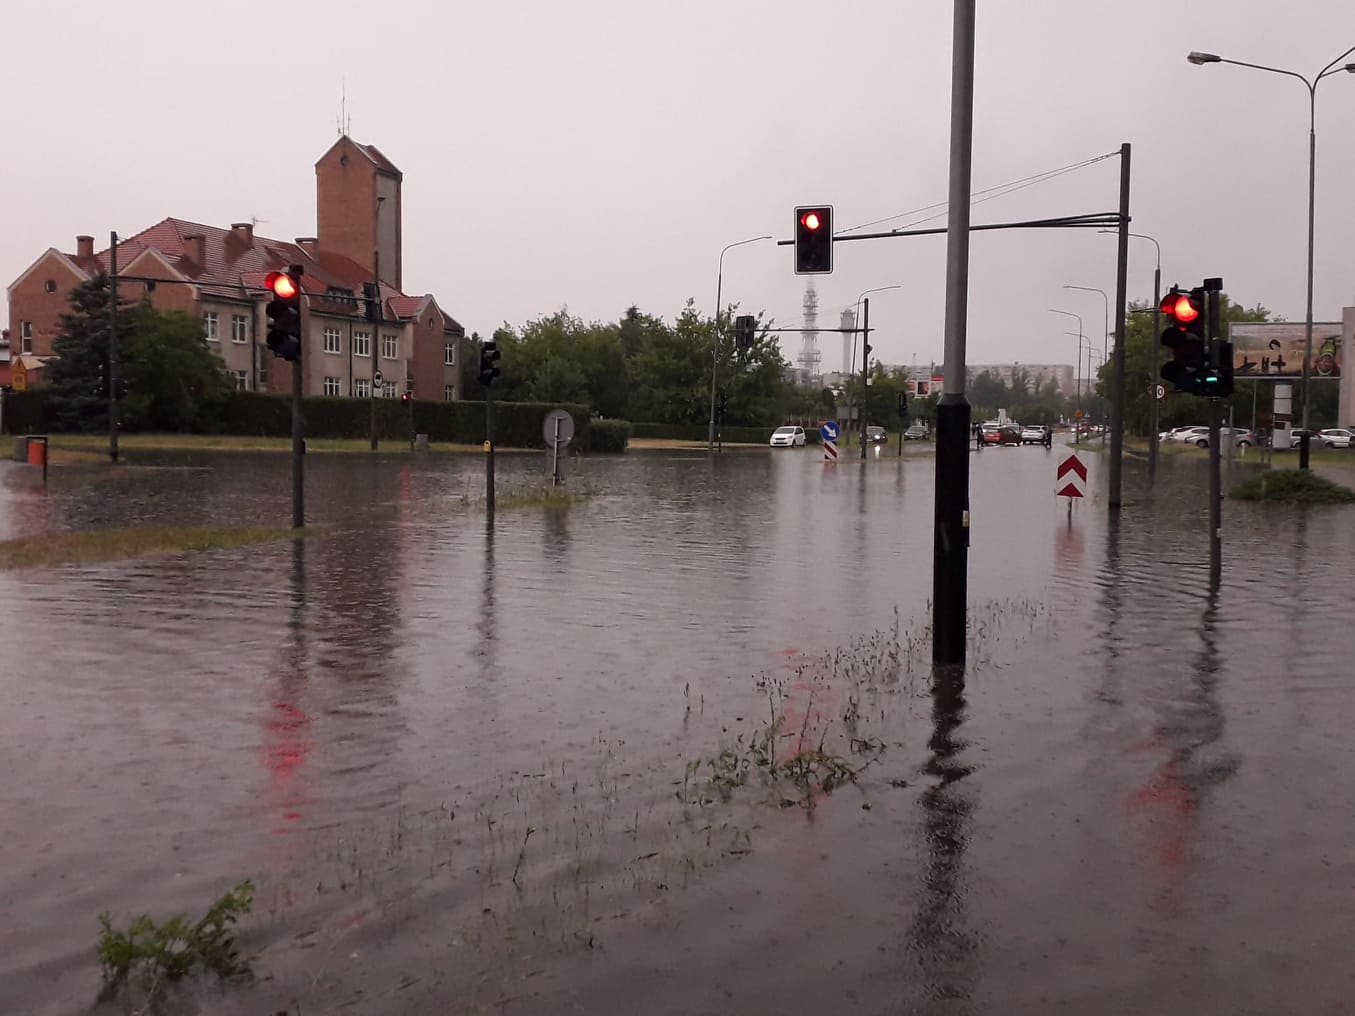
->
<box><xmin>6</xmin><ymin>136</ymin><xmax>465</xmax><ymax>403</ymax></box>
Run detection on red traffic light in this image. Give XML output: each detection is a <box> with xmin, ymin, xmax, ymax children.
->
<box><xmin>401</xmin><ymin>391</ymin><xmax>411</xmax><ymax>402</ymax></box>
<box><xmin>800</xmin><ymin>211</ymin><xmax>823</xmax><ymax>231</ymax></box>
<box><xmin>1161</xmin><ymin>291</ymin><xmax>1200</xmax><ymax>323</ymax></box>
<box><xmin>266</xmin><ymin>271</ymin><xmax>299</xmax><ymax>300</ymax></box>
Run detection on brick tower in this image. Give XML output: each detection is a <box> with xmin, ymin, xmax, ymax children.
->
<box><xmin>314</xmin><ymin>135</ymin><xmax>403</xmax><ymax>287</ymax></box>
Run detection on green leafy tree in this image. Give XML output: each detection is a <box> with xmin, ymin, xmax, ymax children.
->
<box><xmin>120</xmin><ymin>307</ymin><xmax>235</xmax><ymax>432</ymax></box>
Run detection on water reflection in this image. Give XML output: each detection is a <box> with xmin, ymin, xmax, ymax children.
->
<box><xmin>263</xmin><ymin>539</ymin><xmax>312</xmax><ymax>828</ymax></box>
<box><xmin>909</xmin><ymin>668</ymin><xmax>979</xmax><ymax>1008</ymax></box>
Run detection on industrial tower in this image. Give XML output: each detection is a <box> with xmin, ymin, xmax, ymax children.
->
<box><xmin>797</xmin><ymin>280</ymin><xmax>821</xmax><ymax>381</ymax></box>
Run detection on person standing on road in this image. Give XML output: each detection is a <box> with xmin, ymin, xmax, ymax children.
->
<box><xmin>974</xmin><ymin>424</ymin><xmax>984</xmax><ymax>451</ymax></box>
<box><xmin>1043</xmin><ymin>426</ymin><xmax>1052</xmax><ymax>449</ymax></box>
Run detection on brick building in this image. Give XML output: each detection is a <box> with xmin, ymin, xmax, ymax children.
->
<box><xmin>5</xmin><ymin>136</ymin><xmax>465</xmax><ymax>401</ymax></box>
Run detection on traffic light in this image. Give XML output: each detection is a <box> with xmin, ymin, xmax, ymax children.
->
<box><xmin>794</xmin><ymin>205</ymin><xmax>833</xmax><ymax>274</ymax></box>
<box><xmin>717</xmin><ymin>391</ymin><xmax>728</xmax><ymax>419</ymax></box>
<box><xmin>401</xmin><ymin>391</ymin><xmax>411</xmax><ymax>403</ymax></box>
<box><xmin>734</xmin><ymin>315</ymin><xmax>756</xmax><ymax>351</ymax></box>
<box><xmin>898</xmin><ymin>391</ymin><xmax>910</xmax><ymax>420</ymax></box>
<box><xmin>478</xmin><ymin>340</ymin><xmax>501</xmax><ymax>387</ymax></box>
<box><xmin>265</xmin><ymin>267</ymin><xmax>303</xmax><ymax>362</ymax></box>
<box><xmin>1159</xmin><ymin>285</ymin><xmax>1207</xmax><ymax>395</ymax></box>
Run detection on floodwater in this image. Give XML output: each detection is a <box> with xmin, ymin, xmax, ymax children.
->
<box><xmin>2</xmin><ymin>440</ymin><xmax>1354</xmax><ymax>1014</ymax></box>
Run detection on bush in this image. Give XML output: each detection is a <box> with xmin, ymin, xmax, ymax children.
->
<box><xmin>1231</xmin><ymin>468</ymin><xmax>1355</xmax><ymax>503</ymax></box>
<box><xmin>629</xmin><ymin>421</ymin><xmax>772</xmax><ymax>444</ymax></box>
<box><xmin>0</xmin><ymin>389</ymin><xmax>53</xmax><ymax>434</ymax></box>
<box><xmin>582</xmin><ymin>419</ymin><xmax>631</xmax><ymax>453</ymax></box>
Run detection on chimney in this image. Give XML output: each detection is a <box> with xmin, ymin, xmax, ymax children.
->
<box><xmin>230</xmin><ymin>222</ymin><xmax>254</xmax><ymax>245</ymax></box>
<box><xmin>76</xmin><ymin>235</ymin><xmax>94</xmax><ymax>259</ymax></box>
<box><xmin>183</xmin><ymin>233</ymin><xmax>206</xmax><ymax>266</ymax></box>
<box><xmin>295</xmin><ymin>237</ymin><xmax>318</xmax><ymax>255</ymax></box>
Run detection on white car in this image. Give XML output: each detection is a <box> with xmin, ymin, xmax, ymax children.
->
<box><xmin>1168</xmin><ymin>426</ymin><xmax>1210</xmax><ymax>444</ymax></box>
<box><xmin>1159</xmin><ymin>426</ymin><xmax>1200</xmax><ymax>442</ymax></box>
<box><xmin>769</xmin><ymin>426</ymin><xmax>806</xmax><ymax>448</ymax></box>
<box><xmin>1316</xmin><ymin>428</ymin><xmax>1355</xmax><ymax>448</ymax></box>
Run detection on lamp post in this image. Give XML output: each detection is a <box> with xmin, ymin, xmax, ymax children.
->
<box><xmin>1188</xmin><ymin>46</ymin><xmax>1355</xmax><ymax>469</ymax></box>
<box><xmin>1064</xmin><ymin>285</ymin><xmax>1109</xmax><ymax>445</ymax></box>
<box><xmin>852</xmin><ymin>285</ymin><xmax>901</xmax><ymax>456</ymax></box>
<box><xmin>1049</xmin><ymin>308</ymin><xmax>1083</xmax><ymax>437</ymax></box>
<box><xmin>1102</xmin><ymin>230</ymin><xmax>1163</xmax><ymax>483</ymax></box>
<box><xmin>708</xmin><ymin>235</ymin><xmax>772</xmax><ymax>454</ymax></box>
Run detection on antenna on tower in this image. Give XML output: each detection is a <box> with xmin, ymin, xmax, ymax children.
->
<box><xmin>338</xmin><ymin>79</ymin><xmax>349</xmax><ymax>137</ymax></box>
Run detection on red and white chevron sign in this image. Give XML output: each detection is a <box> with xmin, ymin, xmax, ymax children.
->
<box><xmin>1055</xmin><ymin>453</ymin><xmax>1087</xmax><ymax>498</ymax></box>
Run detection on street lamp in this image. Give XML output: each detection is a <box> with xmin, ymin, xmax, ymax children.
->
<box><xmin>1064</xmin><ymin>286</ymin><xmax>1110</xmax><ymax>444</ymax></box>
<box><xmin>1101</xmin><ymin>229</ymin><xmax>1163</xmax><ymax>482</ymax></box>
<box><xmin>851</xmin><ymin>285</ymin><xmax>902</xmax><ymax>456</ymax></box>
<box><xmin>1188</xmin><ymin>45</ymin><xmax>1355</xmax><ymax>469</ymax></box>
<box><xmin>708</xmin><ymin>234</ymin><xmax>771</xmax><ymax>453</ymax></box>
<box><xmin>1049</xmin><ymin>308</ymin><xmax>1083</xmax><ymax>436</ymax></box>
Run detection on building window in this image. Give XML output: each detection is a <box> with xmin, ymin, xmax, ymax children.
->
<box><xmin>382</xmin><ymin>382</ymin><xmax>397</xmax><ymax>399</ymax></box>
<box><xmin>323</xmin><ymin>376</ymin><xmax>342</xmax><ymax>396</ymax></box>
<box><xmin>234</xmin><ymin>370</ymin><xmax>249</xmax><ymax>391</ymax></box>
<box><xmin>44</xmin><ymin>280</ymin><xmax>57</xmax><ymax>293</ymax></box>
<box><xmin>382</xmin><ymin>333</ymin><xmax>398</xmax><ymax>360</ymax></box>
<box><xmin>353</xmin><ymin>378</ymin><xmax>371</xmax><ymax>398</ymax></box>
<box><xmin>443</xmin><ymin>384</ymin><xmax>455</xmax><ymax>402</ymax></box>
<box><xmin>353</xmin><ymin>331</ymin><xmax>371</xmax><ymax>358</ymax></box>
<box><xmin>231</xmin><ymin>314</ymin><xmax>248</xmax><ymax>344</ymax></box>
<box><xmin>443</xmin><ymin>341</ymin><xmax>456</xmax><ymax>366</ymax></box>
<box><xmin>21</xmin><ymin>321</ymin><xmax>32</xmax><ymax>354</ymax></box>
<box><xmin>323</xmin><ymin>327</ymin><xmax>341</xmax><ymax>354</ymax></box>
<box><xmin>204</xmin><ymin>312</ymin><xmax>219</xmax><ymax>341</ymax></box>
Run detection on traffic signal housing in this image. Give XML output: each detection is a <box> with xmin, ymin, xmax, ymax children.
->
<box><xmin>1159</xmin><ymin>286</ymin><xmax>1207</xmax><ymax>395</ymax></box>
<box><xmin>794</xmin><ymin>205</ymin><xmax>833</xmax><ymax>275</ymax></box>
<box><xmin>265</xmin><ymin>268</ymin><xmax>303</xmax><ymax>362</ymax></box>
<box><xmin>478</xmin><ymin>340</ymin><xmax>501</xmax><ymax>387</ymax></box>
<box><xmin>734</xmin><ymin>314</ymin><xmax>756</xmax><ymax>351</ymax></box>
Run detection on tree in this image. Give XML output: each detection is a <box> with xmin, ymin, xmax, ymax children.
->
<box><xmin>44</xmin><ymin>274</ymin><xmax>136</xmax><ymax>432</ymax></box>
<box><xmin>120</xmin><ymin>306</ymin><xmax>235</xmax><ymax>431</ymax></box>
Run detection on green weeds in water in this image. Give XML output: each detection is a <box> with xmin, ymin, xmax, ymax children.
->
<box><xmin>0</xmin><ymin>525</ymin><xmax>318</xmax><ymax>570</ymax></box>
<box><xmin>96</xmin><ymin>880</ymin><xmax>254</xmax><ymax>999</ymax></box>
<box><xmin>1231</xmin><ymin>468</ymin><xmax>1355</xmax><ymax>503</ymax></box>
<box><xmin>453</xmin><ymin>483</ymin><xmax>593</xmax><ymax>511</ymax></box>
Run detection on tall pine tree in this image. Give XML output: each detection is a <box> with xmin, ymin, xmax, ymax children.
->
<box><xmin>44</xmin><ymin>274</ymin><xmax>136</xmax><ymax>433</ymax></box>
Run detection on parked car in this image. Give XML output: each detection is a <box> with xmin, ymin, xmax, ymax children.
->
<box><xmin>1159</xmin><ymin>426</ymin><xmax>1198</xmax><ymax>442</ymax></box>
<box><xmin>769</xmin><ymin>426</ymin><xmax>806</xmax><ymax>448</ymax></box>
<box><xmin>1169</xmin><ymin>426</ymin><xmax>1210</xmax><ymax>444</ymax></box>
<box><xmin>1184</xmin><ymin>427</ymin><xmax>1254</xmax><ymax>448</ymax></box>
<box><xmin>864</xmin><ymin>426</ymin><xmax>889</xmax><ymax>444</ymax></box>
<box><xmin>1020</xmin><ymin>425</ymin><xmax>1047</xmax><ymax>444</ymax></box>
<box><xmin>904</xmin><ymin>424</ymin><xmax>929</xmax><ymax>441</ymax></box>
<box><xmin>1316</xmin><ymin>428</ymin><xmax>1355</xmax><ymax>448</ymax></box>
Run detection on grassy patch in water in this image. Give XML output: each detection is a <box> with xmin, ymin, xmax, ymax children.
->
<box><xmin>1231</xmin><ymin>469</ymin><xmax>1355</xmax><ymax>504</ymax></box>
<box><xmin>0</xmin><ymin>524</ymin><xmax>315</xmax><ymax>570</ymax></box>
<box><xmin>454</xmin><ymin>485</ymin><xmax>593</xmax><ymax>511</ymax></box>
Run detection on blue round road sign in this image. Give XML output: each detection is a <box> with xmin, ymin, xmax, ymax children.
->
<box><xmin>820</xmin><ymin>421</ymin><xmax>840</xmax><ymax>441</ymax></box>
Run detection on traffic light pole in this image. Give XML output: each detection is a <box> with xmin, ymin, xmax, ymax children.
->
<box><xmin>1206</xmin><ymin>283</ymin><xmax>1223</xmax><ymax>584</ymax></box>
<box><xmin>933</xmin><ymin>0</ymin><xmax>976</xmax><ymax>670</ymax></box>
<box><xmin>370</xmin><ymin>252</ymin><xmax>380</xmax><ymax>452</ymax></box>
<box><xmin>485</xmin><ymin>387</ymin><xmax>496</xmax><ymax>522</ymax></box>
<box><xmin>291</xmin><ymin>266</ymin><xmax>306</xmax><ymax>530</ymax></box>
<box><xmin>1108</xmin><ymin>142</ymin><xmax>1131</xmax><ymax>510</ymax></box>
<box><xmin>108</xmin><ymin>231</ymin><xmax>120</xmax><ymax>464</ymax></box>
<box><xmin>1148</xmin><ymin>260</ymin><xmax>1161</xmax><ymax>485</ymax></box>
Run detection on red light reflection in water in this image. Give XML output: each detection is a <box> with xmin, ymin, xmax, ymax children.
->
<box><xmin>265</xmin><ymin>699</ymin><xmax>311</xmax><ymax>825</ymax></box>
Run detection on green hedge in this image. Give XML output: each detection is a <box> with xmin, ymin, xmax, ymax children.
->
<box><xmin>1</xmin><ymin>388</ymin><xmax>595</xmax><ymax>449</ymax></box>
<box><xmin>582</xmin><ymin>419</ymin><xmax>630</xmax><ymax>453</ymax></box>
<box><xmin>629</xmin><ymin>421</ymin><xmax>775</xmax><ymax>444</ymax></box>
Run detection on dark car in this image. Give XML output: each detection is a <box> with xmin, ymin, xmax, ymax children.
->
<box><xmin>904</xmin><ymin>424</ymin><xmax>928</xmax><ymax>441</ymax></box>
<box><xmin>981</xmin><ymin>425</ymin><xmax>1021</xmax><ymax>446</ymax></box>
<box><xmin>864</xmin><ymin>426</ymin><xmax>888</xmax><ymax>444</ymax></box>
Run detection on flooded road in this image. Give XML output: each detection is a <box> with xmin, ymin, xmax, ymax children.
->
<box><xmin>3</xmin><ymin>441</ymin><xmax>1354</xmax><ymax>1014</ymax></box>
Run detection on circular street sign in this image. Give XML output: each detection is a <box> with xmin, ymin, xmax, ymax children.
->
<box><xmin>1155</xmin><ymin>384</ymin><xmax>1167</xmax><ymax>401</ymax></box>
<box><xmin>542</xmin><ymin>409</ymin><xmax>575</xmax><ymax>446</ymax></box>
<box><xmin>373</xmin><ymin>370</ymin><xmax>384</xmax><ymax>387</ymax></box>
<box><xmin>820</xmin><ymin>421</ymin><xmax>840</xmax><ymax>441</ymax></box>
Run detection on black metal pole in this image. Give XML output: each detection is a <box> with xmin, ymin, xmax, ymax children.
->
<box><xmin>485</xmin><ymin>387</ymin><xmax>496</xmax><ymax>521</ymax></box>
<box><xmin>369</xmin><ymin>251</ymin><xmax>380</xmax><ymax>452</ymax></box>
<box><xmin>1148</xmin><ymin>262</ymin><xmax>1161</xmax><ymax>485</ymax></box>
<box><xmin>108</xmin><ymin>231</ymin><xmax>119</xmax><ymax>464</ymax></box>
<box><xmin>291</xmin><ymin>269</ymin><xmax>305</xmax><ymax>530</ymax></box>
<box><xmin>1109</xmin><ymin>142</ymin><xmax>1131</xmax><ymax>510</ymax></box>
<box><xmin>1206</xmin><ymin>283</ymin><xmax>1223</xmax><ymax>584</ymax></box>
<box><xmin>860</xmin><ymin>298</ymin><xmax>871</xmax><ymax>461</ymax></box>
<box><xmin>933</xmin><ymin>0</ymin><xmax>976</xmax><ymax>670</ymax></box>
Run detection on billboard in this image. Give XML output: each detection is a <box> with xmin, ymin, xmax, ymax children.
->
<box><xmin>1228</xmin><ymin>322</ymin><xmax>1343</xmax><ymax>380</ymax></box>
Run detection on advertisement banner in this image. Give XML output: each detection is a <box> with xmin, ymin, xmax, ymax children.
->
<box><xmin>1228</xmin><ymin>322</ymin><xmax>1343</xmax><ymax>379</ymax></box>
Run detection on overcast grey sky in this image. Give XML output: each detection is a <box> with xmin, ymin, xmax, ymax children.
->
<box><xmin>5</xmin><ymin>1</ymin><xmax>1354</xmax><ymax>372</ymax></box>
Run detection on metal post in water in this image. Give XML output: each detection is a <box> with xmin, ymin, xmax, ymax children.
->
<box><xmin>1205</xmin><ymin>283</ymin><xmax>1223</xmax><ymax>585</ymax></box>
<box><xmin>485</xmin><ymin>388</ymin><xmax>496</xmax><ymax>521</ymax></box>
<box><xmin>932</xmin><ymin>0</ymin><xmax>976</xmax><ymax>669</ymax></box>
<box><xmin>108</xmin><ymin>232</ymin><xmax>120</xmax><ymax>464</ymax></box>
<box><xmin>291</xmin><ymin>265</ymin><xmax>306</xmax><ymax>530</ymax></box>
<box><xmin>1148</xmin><ymin>260</ymin><xmax>1161</xmax><ymax>485</ymax></box>
<box><xmin>860</xmin><ymin>297</ymin><xmax>871</xmax><ymax>461</ymax></box>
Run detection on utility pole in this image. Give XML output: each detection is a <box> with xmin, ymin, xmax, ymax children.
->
<box><xmin>485</xmin><ymin>385</ymin><xmax>496</xmax><ymax>521</ymax></box>
<box><xmin>108</xmin><ymin>231</ymin><xmax>120</xmax><ymax>464</ymax></box>
<box><xmin>933</xmin><ymin>0</ymin><xmax>976</xmax><ymax>669</ymax></box>
<box><xmin>1108</xmin><ymin>142</ymin><xmax>1131</xmax><ymax>510</ymax></box>
<box><xmin>369</xmin><ymin>250</ymin><xmax>380</xmax><ymax>451</ymax></box>
<box><xmin>1148</xmin><ymin>257</ymin><xmax>1161</xmax><ymax>485</ymax></box>
<box><xmin>860</xmin><ymin>297</ymin><xmax>871</xmax><ymax>461</ymax></box>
